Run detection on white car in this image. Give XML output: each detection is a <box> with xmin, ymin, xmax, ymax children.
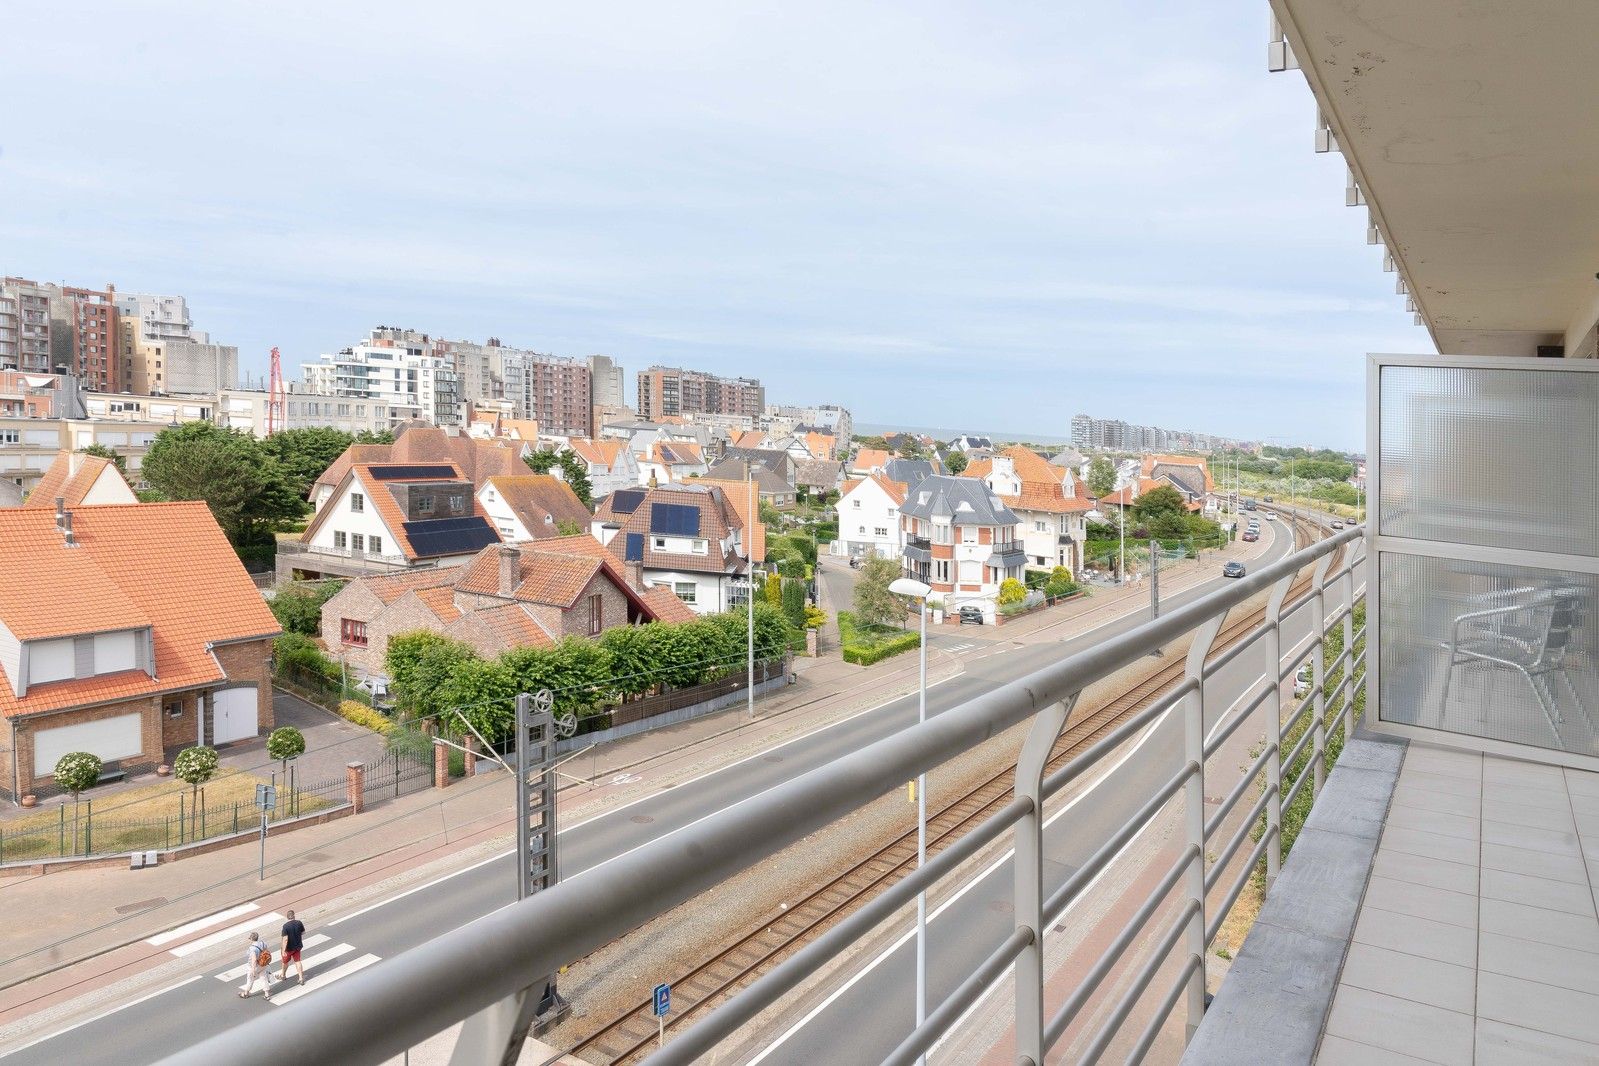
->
<box><xmin>1294</xmin><ymin>664</ymin><xmax>1314</xmax><ymax>698</ymax></box>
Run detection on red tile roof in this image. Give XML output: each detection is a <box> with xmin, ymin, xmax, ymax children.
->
<box><xmin>482</xmin><ymin>475</ymin><xmax>592</xmax><ymax>537</ymax></box>
<box><xmin>850</xmin><ymin>448</ymin><xmax>890</xmax><ymax>472</ymax></box>
<box><xmin>361</xmin><ymin>570</ymin><xmax>458</xmax><ymax>605</ymax></box>
<box><xmin>642</xmin><ymin>586</ymin><xmax>698</xmax><ymax>624</ymax></box>
<box><xmin>472</xmin><ymin>603</ymin><xmax>555</xmax><ymax>648</ymax></box>
<box><xmin>24</xmin><ymin>453</ymin><xmax>134</xmax><ymax>509</ymax></box>
<box><xmin>0</xmin><ymin>503</ymin><xmax>281</xmax><ymax>719</ymax></box>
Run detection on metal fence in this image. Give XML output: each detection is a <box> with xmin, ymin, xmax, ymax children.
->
<box><xmin>0</xmin><ymin>770</ymin><xmax>353</xmax><ymax>865</ymax></box>
<box><xmin>167</xmin><ymin>525</ymin><xmax>1367</xmax><ymax>1066</ymax></box>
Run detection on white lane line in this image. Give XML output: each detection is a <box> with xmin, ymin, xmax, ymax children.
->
<box><xmin>168</xmin><ymin>913</ymin><xmax>284</xmax><ymax>958</ymax></box>
<box><xmin>749</xmin><ymin>709</ymin><xmax>1167</xmax><ymax>1065</ymax></box>
<box><xmin>266</xmin><ymin>953</ymin><xmax>381</xmax><ymax>1005</ymax></box>
<box><xmin>214</xmin><ymin>935</ymin><xmax>334</xmax><ymax>981</ymax></box>
<box><xmin>0</xmin><ymin>975</ymin><xmax>204</xmax><ymax>1056</ymax></box>
<box><xmin>145</xmin><ymin>903</ymin><xmax>260</xmax><ymax>947</ymax></box>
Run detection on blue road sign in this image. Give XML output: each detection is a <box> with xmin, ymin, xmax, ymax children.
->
<box><xmin>653</xmin><ymin>983</ymin><xmax>671</xmax><ymax>1017</ymax></box>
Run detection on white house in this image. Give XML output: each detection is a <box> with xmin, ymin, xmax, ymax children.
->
<box><xmin>476</xmin><ymin>474</ymin><xmax>592</xmax><ymax>543</ymax></box>
<box><xmin>562</xmin><ymin>438</ymin><xmax>642</xmax><ymax>500</ymax></box>
<box><xmin>835</xmin><ymin>473</ymin><xmax>907</xmax><ymax>560</ymax></box>
<box><xmin>963</xmin><ymin>447</ymin><xmax>1093</xmax><ymax>576</ymax></box>
<box><xmin>590</xmin><ymin>483</ymin><xmax>757</xmax><ymax>614</ymax></box>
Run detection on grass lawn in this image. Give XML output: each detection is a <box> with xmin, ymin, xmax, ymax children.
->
<box><xmin>0</xmin><ymin>766</ymin><xmax>334</xmax><ymax>862</ymax></box>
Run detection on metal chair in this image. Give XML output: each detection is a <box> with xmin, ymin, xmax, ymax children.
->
<box><xmin>1436</xmin><ymin>585</ymin><xmax>1589</xmax><ymax>743</ymax></box>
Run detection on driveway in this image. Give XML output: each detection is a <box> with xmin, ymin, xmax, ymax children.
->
<box><xmin>216</xmin><ymin>690</ymin><xmax>391</xmax><ymax>789</ymax></box>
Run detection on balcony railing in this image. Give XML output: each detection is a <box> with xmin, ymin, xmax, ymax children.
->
<box><xmin>906</xmin><ymin>533</ymin><xmax>931</xmax><ymax>551</ymax></box>
<box><xmin>276</xmin><ymin>540</ymin><xmax>411</xmax><ymax>566</ymax></box>
<box><xmin>171</xmin><ymin>524</ymin><xmax>1367</xmax><ymax>1066</ymax></box>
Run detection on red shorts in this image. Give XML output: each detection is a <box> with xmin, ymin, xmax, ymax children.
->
<box><xmin>281</xmin><ymin>949</ymin><xmax>302</xmax><ymax>963</ymax></box>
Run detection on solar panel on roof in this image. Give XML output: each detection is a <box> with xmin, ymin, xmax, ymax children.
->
<box><xmin>624</xmin><ymin>532</ymin><xmax>644</xmax><ymax>562</ymax></box>
<box><xmin>650</xmin><ymin>502</ymin><xmax>699</xmax><ymax>537</ymax></box>
<box><xmin>402</xmin><ymin>516</ymin><xmax>500</xmax><ymax>558</ymax></box>
<box><xmin>368</xmin><ymin>464</ymin><xmax>458</xmax><ymax>481</ymax></box>
<box><xmin>611</xmin><ymin>489</ymin><xmax>645</xmax><ymax>515</ymax></box>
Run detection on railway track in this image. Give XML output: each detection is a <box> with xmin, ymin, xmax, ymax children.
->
<box><xmin>570</xmin><ymin>513</ymin><xmax>1337</xmax><ymax>1064</ymax></box>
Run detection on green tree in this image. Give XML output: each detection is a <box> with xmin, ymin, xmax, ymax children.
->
<box><xmin>555</xmin><ymin>519</ymin><xmax>584</xmax><ymax>536</ymax></box>
<box><xmin>764</xmin><ymin>572</ymin><xmax>783</xmax><ymax>606</ymax></box>
<box><xmin>524</xmin><ymin>449</ymin><xmax>593</xmax><ymax>507</ymax></box>
<box><xmin>141</xmin><ymin>423</ymin><xmax>306</xmax><ymax>545</ymax></box>
<box><xmin>386</xmin><ymin>632</ymin><xmax>480</xmax><ymax>717</ymax></box>
<box><xmin>853</xmin><ymin>555</ymin><xmax>903</xmax><ymax>629</ymax></box>
<box><xmin>758</xmin><ymin>498</ymin><xmax>782</xmax><ymax>527</ymax></box>
<box><xmin>172</xmin><ymin>746</ymin><xmax>218</xmax><ymax>816</ymax></box>
<box><xmin>269</xmin><ymin>580</ymin><xmax>343</xmax><ymax>636</ymax></box>
<box><xmin>266</xmin><ymin>726</ymin><xmax>306</xmax><ymax>780</ymax></box>
<box><xmin>944</xmin><ymin>451</ymin><xmax>968</xmax><ymax>475</ymax></box>
<box><xmin>53</xmin><ymin>751</ymin><xmax>101</xmax><ymax>850</ymax></box>
<box><xmin>1086</xmin><ymin>457</ymin><xmax>1118</xmax><ymax>499</ymax></box>
<box><xmin>438</xmin><ymin>658</ymin><xmax>519</xmax><ymax>742</ymax></box>
<box><xmin>260</xmin><ymin>428</ymin><xmax>358</xmax><ymax>500</ymax></box>
<box><xmin>1133</xmin><ymin>484</ymin><xmax>1188</xmax><ymax>520</ymax></box>
<box><xmin>78</xmin><ymin>443</ymin><xmax>127</xmax><ymax>475</ymax></box>
<box><xmin>997</xmin><ymin>578</ymin><xmax>1026</xmax><ymax>606</ymax></box>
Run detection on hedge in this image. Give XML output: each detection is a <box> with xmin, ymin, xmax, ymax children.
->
<box><xmin>838</xmin><ymin>610</ymin><xmax>920</xmax><ymax>666</ymax></box>
<box><xmin>338</xmin><ymin>700</ymin><xmax>394</xmax><ymax>735</ymax></box>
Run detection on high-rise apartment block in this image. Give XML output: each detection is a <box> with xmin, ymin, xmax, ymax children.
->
<box><xmin>1070</xmin><ymin>412</ymin><xmax>1255</xmax><ymax>454</ymax></box>
<box><xmin>0</xmin><ymin>280</ymin><xmax>52</xmax><ymax>374</ymax></box>
<box><xmin>301</xmin><ymin>326</ymin><xmax>461</xmax><ymax>427</ymax></box>
<box><xmin>497</xmin><ymin>349</ymin><xmax>591</xmax><ymax>437</ymax></box>
<box><xmin>114</xmin><ymin>292</ymin><xmax>197</xmax><ymax>342</ymax></box>
<box><xmin>766</xmin><ymin>402</ymin><xmax>852</xmax><ymax>443</ymax></box>
<box><xmin>587</xmin><ymin>354</ymin><xmax>625</xmax><ymax>436</ymax></box>
<box><xmin>637</xmin><ymin>366</ymin><xmax>763</xmax><ymax>422</ymax></box>
<box><xmin>0</xmin><ymin>278</ymin><xmax>120</xmax><ymax>388</ymax></box>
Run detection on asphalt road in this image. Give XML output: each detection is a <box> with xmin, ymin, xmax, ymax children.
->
<box><xmin>6</xmin><ymin>521</ymin><xmax>1304</xmax><ymax>1064</ymax></box>
<box><xmin>752</xmin><ymin>520</ymin><xmax>1361</xmax><ymax>1064</ymax></box>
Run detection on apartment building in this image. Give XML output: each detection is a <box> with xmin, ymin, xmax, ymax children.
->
<box><xmin>216</xmin><ymin>388</ymin><xmax>395</xmax><ymax>438</ymax></box>
<box><xmin>119</xmin><ymin>328</ymin><xmax>238</xmax><ymax>396</ymax></box>
<box><xmin>0</xmin><ymin>279</ymin><xmax>118</xmax><ymax>386</ymax></box>
<box><xmin>588</xmin><ymin>354</ymin><xmax>625</xmax><ymax>435</ymax></box>
<box><xmin>0</xmin><ymin>281</ymin><xmax>52</xmax><ymax>373</ymax></box>
<box><xmin>301</xmin><ymin>327</ymin><xmax>460</xmax><ymax>427</ymax></box>
<box><xmin>113</xmin><ymin>292</ymin><xmax>194</xmax><ymax>341</ymax></box>
<box><xmin>637</xmin><ymin>366</ymin><xmax>763</xmax><ymax>422</ymax></box>
<box><xmin>498</xmin><ymin>349</ymin><xmax>592</xmax><ymax>437</ymax></box>
<box><xmin>0</xmin><ymin>417</ymin><xmax>165</xmax><ymax>493</ymax></box>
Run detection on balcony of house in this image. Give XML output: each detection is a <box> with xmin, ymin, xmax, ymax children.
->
<box><xmin>274</xmin><ymin>538</ymin><xmax>416</xmax><ymax>581</ymax></box>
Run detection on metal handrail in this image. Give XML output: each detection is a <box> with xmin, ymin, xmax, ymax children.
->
<box><xmin>164</xmin><ymin>524</ymin><xmax>1366</xmax><ymax>1066</ymax></box>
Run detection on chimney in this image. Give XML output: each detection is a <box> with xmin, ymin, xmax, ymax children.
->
<box><xmin>498</xmin><ymin>543</ymin><xmax>521</xmax><ymax>597</ymax></box>
<box><xmin>624</xmin><ymin>560</ymin><xmax>644</xmax><ymax>590</ymax></box>
<box><xmin>61</xmin><ymin>508</ymin><xmax>75</xmax><ymax>547</ymax></box>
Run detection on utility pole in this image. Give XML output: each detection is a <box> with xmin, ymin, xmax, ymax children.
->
<box><xmin>1149</xmin><ymin>538</ymin><xmax>1160</xmax><ymax>618</ymax></box>
<box><xmin>748</xmin><ymin>474</ymin><xmax>756</xmax><ymax>717</ymax></box>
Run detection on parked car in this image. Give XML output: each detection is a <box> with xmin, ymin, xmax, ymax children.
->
<box><xmin>1222</xmin><ymin>561</ymin><xmax>1246</xmax><ymax>578</ymax></box>
<box><xmin>958</xmin><ymin>605</ymin><xmax>985</xmax><ymax>625</ymax></box>
<box><xmin>1294</xmin><ymin>663</ymin><xmax>1314</xmax><ymax>698</ymax></box>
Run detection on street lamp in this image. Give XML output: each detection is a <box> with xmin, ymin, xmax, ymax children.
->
<box><xmin>888</xmin><ymin>575</ymin><xmax>931</xmax><ymax>1062</ymax></box>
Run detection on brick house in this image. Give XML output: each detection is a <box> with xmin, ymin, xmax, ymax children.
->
<box><xmin>321</xmin><ymin>535</ymin><xmax>692</xmax><ymax>686</ymax></box>
<box><xmin>0</xmin><ymin>502</ymin><xmax>280</xmax><ymax>800</ymax></box>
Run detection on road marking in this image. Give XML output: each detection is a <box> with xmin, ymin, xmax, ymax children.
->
<box><xmin>145</xmin><ymin>903</ymin><xmax>261</xmax><ymax>947</ymax></box>
<box><xmin>265</xmin><ymin>953</ymin><xmax>381</xmax><ymax>1005</ymax></box>
<box><xmin>168</xmin><ymin>913</ymin><xmax>284</xmax><ymax>958</ymax></box>
<box><xmin>0</xmin><ymin>975</ymin><xmax>204</xmax><ymax>1056</ymax></box>
<box><xmin>214</xmin><ymin>934</ymin><xmax>335</xmax><ymax>981</ymax></box>
<box><xmin>329</xmin><ymin>849</ymin><xmax>511</xmax><ymax>927</ymax></box>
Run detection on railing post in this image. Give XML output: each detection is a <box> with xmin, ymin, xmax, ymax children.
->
<box><xmin>1012</xmin><ymin>693</ymin><xmax>1078</xmax><ymax>1066</ymax></box>
<box><xmin>1264</xmin><ymin>574</ymin><xmax>1294</xmax><ymax>887</ymax></box>
<box><xmin>1341</xmin><ymin>544</ymin><xmax>1360</xmax><ymax>738</ymax></box>
<box><xmin>1310</xmin><ymin>555</ymin><xmax>1334</xmax><ymax>797</ymax></box>
<box><xmin>1182</xmin><ymin>612</ymin><xmax>1225</xmax><ymax>1041</ymax></box>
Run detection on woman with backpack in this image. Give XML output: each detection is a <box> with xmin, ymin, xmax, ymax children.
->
<box><xmin>238</xmin><ymin>931</ymin><xmax>272</xmax><ymax>1000</ymax></box>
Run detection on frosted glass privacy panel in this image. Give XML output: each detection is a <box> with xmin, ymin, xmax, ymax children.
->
<box><xmin>1378</xmin><ymin>553</ymin><xmax>1599</xmax><ymax>757</ymax></box>
<box><xmin>1378</xmin><ymin>364</ymin><xmax>1599</xmax><ymax>557</ymax></box>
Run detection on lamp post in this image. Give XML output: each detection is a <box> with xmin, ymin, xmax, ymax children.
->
<box><xmin>748</xmin><ymin>473</ymin><xmax>756</xmax><ymax>718</ymax></box>
<box><xmin>889</xmin><ymin>576</ymin><xmax>932</xmax><ymax>1063</ymax></box>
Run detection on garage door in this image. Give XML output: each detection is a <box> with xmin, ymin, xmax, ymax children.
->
<box><xmin>211</xmin><ymin>686</ymin><xmax>260</xmax><ymax>745</ymax></box>
<box><xmin>34</xmin><ymin>713</ymin><xmax>143</xmax><ymax>778</ymax></box>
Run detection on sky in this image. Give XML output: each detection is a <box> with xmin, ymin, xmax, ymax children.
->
<box><xmin>0</xmin><ymin>2</ymin><xmax>1430</xmax><ymax>451</ymax></box>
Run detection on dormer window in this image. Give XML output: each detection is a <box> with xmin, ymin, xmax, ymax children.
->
<box><xmin>22</xmin><ymin>628</ymin><xmax>147</xmax><ymax>692</ymax></box>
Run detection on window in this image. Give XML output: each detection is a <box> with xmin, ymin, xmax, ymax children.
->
<box><xmin>653</xmin><ymin>536</ymin><xmax>668</xmax><ymax>550</ymax></box>
<box><xmin>852</xmin><ymin>499</ymin><xmax>861</xmax><ymax>509</ymax></box>
<box><xmin>417</xmin><ymin>494</ymin><xmax>435</xmax><ymax>514</ymax></box>
<box><xmin>352</xmin><ymin>533</ymin><xmax>365</xmax><ymax>551</ymax></box>
<box><xmin>0</xmin><ymin>430</ymin><xmax>16</xmax><ymax>444</ymax></box>
<box><xmin>166</xmin><ymin>700</ymin><xmax>184</xmax><ymax>719</ymax></box>
<box><xmin>588</xmin><ymin>593</ymin><xmax>603</xmax><ymax>635</ymax></box>
<box><xmin>673</xmin><ymin>581</ymin><xmax>697</xmax><ymax>604</ymax></box>
<box><xmin>935</xmin><ymin>559</ymin><xmax>950</xmax><ymax>582</ymax></box>
<box><xmin>369</xmin><ymin>535</ymin><xmax>382</xmax><ymax>554</ymax></box>
<box><xmin>333</xmin><ymin>531</ymin><xmax>348</xmax><ymax>548</ymax></box>
<box><xmin>858</xmin><ymin>525</ymin><xmax>866</xmax><ymax>534</ymax></box>
<box><xmin>874</xmin><ymin>527</ymin><xmax>889</xmax><ymax>537</ymax></box>
<box><xmin>961</xmin><ymin>525</ymin><xmax>978</xmax><ymax>545</ymax></box>
<box><xmin>933</xmin><ymin>522</ymin><xmax>953</xmax><ymax>545</ymax></box>
<box><xmin>690</xmin><ymin>538</ymin><xmax>707</xmax><ymax>554</ymax></box>
<box><xmin>340</xmin><ymin>618</ymin><xmax>368</xmax><ymax>647</ymax></box>
<box><xmin>1034</xmin><ymin>520</ymin><xmax>1048</xmax><ymax>532</ymax></box>
<box><xmin>350</xmin><ymin>492</ymin><xmax>365</xmax><ymax>513</ymax></box>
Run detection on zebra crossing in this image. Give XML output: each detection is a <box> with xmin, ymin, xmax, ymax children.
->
<box><xmin>145</xmin><ymin>903</ymin><xmax>381</xmax><ymax>1005</ymax></box>
<box><xmin>944</xmin><ymin>641</ymin><xmax>979</xmax><ymax>654</ymax></box>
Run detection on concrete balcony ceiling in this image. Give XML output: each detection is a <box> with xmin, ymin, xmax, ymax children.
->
<box><xmin>1273</xmin><ymin>0</ymin><xmax>1599</xmax><ymax>354</ymax></box>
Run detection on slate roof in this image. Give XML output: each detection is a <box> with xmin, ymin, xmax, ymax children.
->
<box><xmin>793</xmin><ymin>458</ymin><xmax>843</xmax><ymax>490</ymax></box>
<box><xmin>882</xmin><ymin>458</ymin><xmax>938</xmax><ymax>488</ymax></box>
<box><xmin>1141</xmin><ymin>454</ymin><xmax>1215</xmax><ymax>494</ymax></box>
<box><xmin>701</xmin><ymin>461</ymin><xmax>792</xmax><ymax>497</ymax></box>
<box><xmin>0</xmin><ymin>503</ymin><xmax>280</xmax><ymax>719</ymax></box>
<box><xmin>899</xmin><ymin>475</ymin><xmax>1019</xmax><ymax>527</ymax></box>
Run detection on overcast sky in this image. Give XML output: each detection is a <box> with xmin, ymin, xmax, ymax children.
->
<box><xmin>0</xmin><ymin>2</ymin><xmax>1429</xmax><ymax>450</ymax></box>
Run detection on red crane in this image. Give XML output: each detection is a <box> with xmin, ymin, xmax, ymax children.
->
<box><xmin>266</xmin><ymin>346</ymin><xmax>287</xmax><ymax>435</ymax></box>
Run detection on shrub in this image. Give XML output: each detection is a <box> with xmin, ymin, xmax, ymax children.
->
<box><xmin>781</xmin><ymin>577</ymin><xmax>807</xmax><ymax>630</ymax></box>
<box><xmin>764</xmin><ymin>573</ymin><xmax>783</xmax><ymax>607</ymax></box>
<box><xmin>266</xmin><ymin>726</ymin><xmax>306</xmax><ymax>768</ymax></box>
<box><xmin>803</xmin><ymin>605</ymin><xmax>827</xmax><ymax>629</ymax></box>
<box><xmin>1045</xmin><ymin>578</ymin><xmax>1080</xmax><ymax>599</ymax></box>
<box><xmin>269</xmin><ymin>580</ymin><xmax>343</xmax><ymax>636</ymax></box>
<box><xmin>54</xmin><ymin>751</ymin><xmax>103</xmax><ymax>797</ymax></box>
<box><xmin>339</xmin><ymin>699</ymin><xmax>394</xmax><ymax>735</ymax></box>
<box><xmin>837</xmin><ymin>610</ymin><xmax>920</xmax><ymax>665</ymax></box>
<box><xmin>997</xmin><ymin>578</ymin><xmax>1026</xmax><ymax>606</ymax></box>
<box><xmin>778</xmin><ymin>557</ymin><xmax>806</xmax><ymax>580</ymax></box>
<box><xmin>273</xmin><ymin>632</ymin><xmax>336</xmax><ymax>679</ymax></box>
<box><xmin>173</xmin><ymin>745</ymin><xmax>219</xmax><ymax>807</ymax></box>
